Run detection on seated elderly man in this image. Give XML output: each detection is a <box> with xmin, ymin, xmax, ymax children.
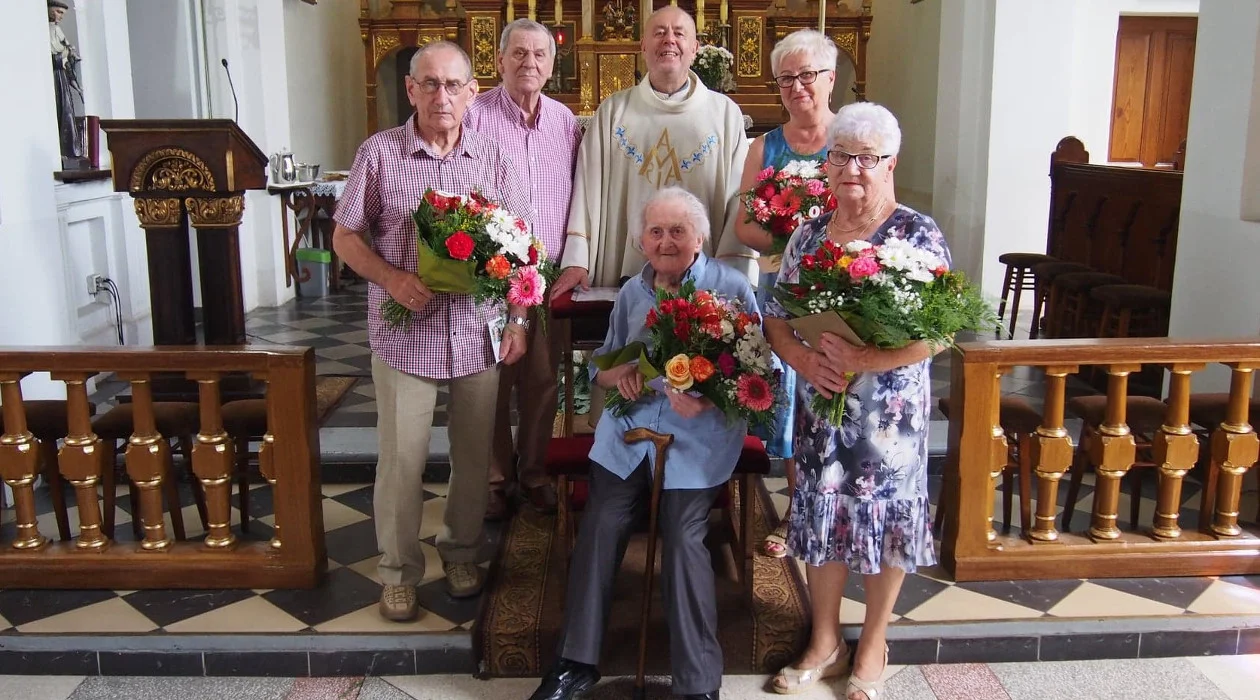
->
<box><xmin>529</xmin><ymin>187</ymin><xmax>758</xmax><ymax>700</ymax></box>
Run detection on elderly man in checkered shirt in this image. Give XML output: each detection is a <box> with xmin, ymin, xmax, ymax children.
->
<box><xmin>464</xmin><ymin>18</ymin><xmax>583</xmax><ymax>521</ymax></box>
<box><xmin>333</xmin><ymin>41</ymin><xmax>533</xmax><ymax>622</ymax></box>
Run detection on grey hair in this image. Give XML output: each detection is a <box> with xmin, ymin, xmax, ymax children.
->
<box><xmin>828</xmin><ymin>102</ymin><xmax>902</xmax><ymax>156</ymax></box>
<box><xmin>409</xmin><ymin>41</ymin><xmax>473</xmax><ymax>82</ymax></box>
<box><xmin>630</xmin><ymin>187</ymin><xmax>712</xmax><ymax>251</ymax></box>
<box><xmin>499</xmin><ymin>18</ymin><xmax>557</xmax><ymax>57</ymax></box>
<box><xmin>769</xmin><ymin>29</ymin><xmax>839</xmax><ymax>77</ymax></box>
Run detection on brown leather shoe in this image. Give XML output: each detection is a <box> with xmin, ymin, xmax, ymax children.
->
<box><xmin>526</xmin><ymin>484</ymin><xmax>558</xmax><ymax>514</ymax></box>
<box><xmin>444</xmin><ymin>562</ymin><xmax>485</xmax><ymax>598</ymax></box>
<box><xmin>378</xmin><ymin>584</ymin><xmax>419</xmax><ymax>621</ymax></box>
<box><xmin>484</xmin><ymin>490</ymin><xmax>509</xmax><ymax>521</ymax></box>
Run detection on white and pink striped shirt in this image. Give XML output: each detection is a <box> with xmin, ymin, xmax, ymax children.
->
<box><xmin>463</xmin><ymin>85</ymin><xmax>583</xmax><ymax>264</ymax></box>
<box><xmin>335</xmin><ymin>116</ymin><xmax>530</xmax><ymax>380</ymax></box>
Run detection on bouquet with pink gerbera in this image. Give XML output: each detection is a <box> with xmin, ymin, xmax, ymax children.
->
<box><xmin>381</xmin><ymin>188</ymin><xmax>556</xmax><ymax>330</ymax></box>
<box><xmin>741</xmin><ymin>160</ymin><xmax>837</xmax><ymax>256</ymax></box>
<box><xmin>594</xmin><ymin>281</ymin><xmax>781</xmax><ymax>429</ymax></box>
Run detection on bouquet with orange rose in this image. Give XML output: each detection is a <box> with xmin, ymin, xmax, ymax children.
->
<box><xmin>381</xmin><ymin>188</ymin><xmax>556</xmax><ymax>330</ymax></box>
<box><xmin>593</xmin><ymin>281</ymin><xmax>781</xmax><ymax>429</ymax></box>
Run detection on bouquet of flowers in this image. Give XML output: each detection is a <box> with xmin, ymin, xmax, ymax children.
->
<box><xmin>693</xmin><ymin>44</ymin><xmax>736</xmax><ymax>93</ymax></box>
<box><xmin>381</xmin><ymin>188</ymin><xmax>554</xmax><ymax>330</ymax></box>
<box><xmin>741</xmin><ymin>161</ymin><xmax>838</xmax><ymax>256</ymax></box>
<box><xmin>593</xmin><ymin>281</ymin><xmax>781</xmax><ymax>429</ymax></box>
<box><xmin>773</xmin><ymin>238</ymin><xmax>996</xmax><ymax>424</ymax></box>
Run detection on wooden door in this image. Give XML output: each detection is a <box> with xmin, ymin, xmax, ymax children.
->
<box><xmin>1109</xmin><ymin>16</ymin><xmax>1198</xmax><ymax>167</ymax></box>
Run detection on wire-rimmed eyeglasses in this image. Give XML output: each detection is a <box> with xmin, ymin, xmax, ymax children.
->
<box><xmin>411</xmin><ymin>77</ymin><xmax>471</xmax><ymax>95</ymax></box>
<box><xmin>826</xmin><ymin>150</ymin><xmax>892</xmax><ymax>170</ymax></box>
<box><xmin>774</xmin><ymin>69</ymin><xmax>832</xmax><ymax>89</ymax></box>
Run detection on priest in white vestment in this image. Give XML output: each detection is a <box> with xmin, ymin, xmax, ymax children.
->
<box><xmin>551</xmin><ymin>5</ymin><xmax>756</xmax><ymax>296</ymax></box>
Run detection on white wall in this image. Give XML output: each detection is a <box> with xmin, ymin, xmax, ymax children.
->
<box><xmin>866</xmin><ymin>0</ymin><xmax>941</xmax><ymax>213</ymax></box>
<box><xmin>126</xmin><ymin>0</ymin><xmax>204</xmax><ymax>119</ymax></box>
<box><xmin>0</xmin><ymin>1</ymin><xmax>80</xmax><ymax>398</ymax></box>
<box><xmin>1168</xmin><ymin>0</ymin><xmax>1260</xmax><ymax>390</ymax></box>
<box><xmin>283</xmin><ymin>0</ymin><xmax>367</xmax><ymax>170</ymax></box>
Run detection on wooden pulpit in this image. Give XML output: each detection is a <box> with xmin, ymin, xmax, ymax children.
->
<box><xmin>99</xmin><ymin>119</ymin><xmax>267</xmax><ymax>346</ymax></box>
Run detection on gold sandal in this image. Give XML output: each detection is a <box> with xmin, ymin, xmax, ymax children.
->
<box><xmin>845</xmin><ymin>644</ymin><xmax>889</xmax><ymax>700</ymax></box>
<box><xmin>772</xmin><ymin>644</ymin><xmax>849</xmax><ymax>695</ymax></box>
<box><xmin>763</xmin><ymin>522</ymin><xmax>789</xmax><ymax>558</ymax></box>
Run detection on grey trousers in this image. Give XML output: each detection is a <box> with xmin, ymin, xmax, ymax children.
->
<box><xmin>559</xmin><ymin>460</ymin><xmax>723</xmax><ymax>696</ymax></box>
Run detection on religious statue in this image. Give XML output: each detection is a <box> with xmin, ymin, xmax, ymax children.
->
<box><xmin>50</xmin><ymin>0</ymin><xmax>87</xmax><ymax>168</ymax></box>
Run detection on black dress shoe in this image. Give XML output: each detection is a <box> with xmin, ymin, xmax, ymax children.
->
<box><xmin>679</xmin><ymin>692</ymin><xmax>718</xmax><ymax>700</ymax></box>
<box><xmin>528</xmin><ymin>657</ymin><xmax>600</xmax><ymax>700</ymax></box>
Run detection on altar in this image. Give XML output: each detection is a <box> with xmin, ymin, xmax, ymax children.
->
<box><xmin>357</xmin><ymin>0</ymin><xmax>872</xmax><ymax>132</ymax></box>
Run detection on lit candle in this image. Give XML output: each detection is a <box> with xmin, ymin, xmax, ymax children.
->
<box><xmin>720</xmin><ymin>1</ymin><xmax>728</xmax><ymax>25</ymax></box>
<box><xmin>555</xmin><ymin>0</ymin><xmax>563</xmax><ymax>24</ymax></box>
<box><xmin>697</xmin><ymin>0</ymin><xmax>705</xmax><ymax>32</ymax></box>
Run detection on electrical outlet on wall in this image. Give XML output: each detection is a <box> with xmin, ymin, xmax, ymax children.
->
<box><xmin>86</xmin><ymin>273</ymin><xmax>105</xmax><ymax>296</ymax></box>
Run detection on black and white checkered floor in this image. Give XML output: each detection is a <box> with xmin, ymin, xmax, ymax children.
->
<box><xmin>1</xmin><ymin>282</ymin><xmax>1258</xmax><ymax>675</ymax></box>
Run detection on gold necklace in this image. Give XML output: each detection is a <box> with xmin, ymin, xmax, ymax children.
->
<box><xmin>829</xmin><ymin>198</ymin><xmax>888</xmax><ymax>236</ymax></box>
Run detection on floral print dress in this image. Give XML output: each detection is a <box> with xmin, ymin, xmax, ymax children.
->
<box><xmin>764</xmin><ymin>205</ymin><xmax>949</xmax><ymax>574</ymax></box>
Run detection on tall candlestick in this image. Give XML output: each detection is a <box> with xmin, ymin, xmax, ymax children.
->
<box><xmin>697</xmin><ymin>0</ymin><xmax>705</xmax><ymax>33</ymax></box>
<box><xmin>507</xmin><ymin>0</ymin><xmax>514</xmax><ymax>22</ymax></box>
<box><xmin>720</xmin><ymin>1</ymin><xmax>728</xmax><ymax>24</ymax></box>
<box><xmin>555</xmin><ymin>0</ymin><xmax>563</xmax><ymax>24</ymax></box>
<box><xmin>528</xmin><ymin>0</ymin><xmax>536</xmax><ymax>21</ymax></box>
<box><xmin>819</xmin><ymin>0</ymin><xmax>826</xmax><ymax>32</ymax></box>
<box><xmin>582</xmin><ymin>0</ymin><xmax>594</xmax><ymax>38</ymax></box>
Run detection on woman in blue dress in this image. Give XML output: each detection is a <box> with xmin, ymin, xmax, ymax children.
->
<box><xmin>764</xmin><ymin>103</ymin><xmax>947</xmax><ymax>700</ymax></box>
<box><xmin>735</xmin><ymin>29</ymin><xmax>838</xmax><ymax>558</ymax></box>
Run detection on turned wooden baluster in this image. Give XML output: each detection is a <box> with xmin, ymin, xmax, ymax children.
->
<box><xmin>121</xmin><ymin>374</ymin><xmax>174</xmax><ymax>550</ymax></box>
<box><xmin>1028</xmin><ymin>365</ymin><xmax>1078</xmax><ymax>542</ymax></box>
<box><xmin>984</xmin><ymin>370</ymin><xmax>1006</xmax><ymax>542</ymax></box>
<box><xmin>255</xmin><ymin>376</ymin><xmax>282</xmax><ymax>550</ymax></box>
<box><xmin>190</xmin><ymin>373</ymin><xmax>235</xmax><ymax>548</ymax></box>
<box><xmin>0</xmin><ymin>374</ymin><xmax>48</xmax><ymax>550</ymax></box>
<box><xmin>1151</xmin><ymin>363</ymin><xmax>1203</xmax><ymax>540</ymax></box>
<box><xmin>52</xmin><ymin>373</ymin><xmax>109</xmax><ymax>549</ymax></box>
<box><xmin>1087</xmin><ymin>364</ymin><xmax>1139</xmax><ymax>541</ymax></box>
<box><xmin>1210</xmin><ymin>363</ymin><xmax>1260</xmax><ymax>537</ymax></box>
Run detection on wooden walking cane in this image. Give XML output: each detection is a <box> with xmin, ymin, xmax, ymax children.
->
<box><xmin>623</xmin><ymin>427</ymin><xmax>674</xmax><ymax>700</ymax></box>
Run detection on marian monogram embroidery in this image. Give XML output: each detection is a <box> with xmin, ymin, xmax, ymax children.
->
<box><xmin>614</xmin><ymin>125</ymin><xmax>720</xmax><ymax>189</ymax></box>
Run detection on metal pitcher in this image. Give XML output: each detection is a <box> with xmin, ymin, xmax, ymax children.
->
<box><xmin>269</xmin><ymin>150</ymin><xmax>297</xmax><ymax>184</ymax></box>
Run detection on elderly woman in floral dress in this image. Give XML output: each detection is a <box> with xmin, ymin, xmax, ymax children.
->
<box><xmin>763</xmin><ymin>103</ymin><xmax>948</xmax><ymax>700</ymax></box>
<box><xmin>734</xmin><ymin>29</ymin><xmax>839</xmax><ymax>558</ymax></box>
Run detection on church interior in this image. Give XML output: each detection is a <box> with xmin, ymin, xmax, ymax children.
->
<box><xmin>2</xmin><ymin>0</ymin><xmax>1260</xmax><ymax>697</ymax></box>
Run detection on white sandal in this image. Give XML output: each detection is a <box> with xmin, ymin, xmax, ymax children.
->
<box><xmin>845</xmin><ymin>645</ymin><xmax>889</xmax><ymax>700</ymax></box>
<box><xmin>772</xmin><ymin>644</ymin><xmax>850</xmax><ymax>695</ymax></box>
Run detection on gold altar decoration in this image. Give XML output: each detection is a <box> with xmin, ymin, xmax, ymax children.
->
<box><xmin>357</xmin><ymin>0</ymin><xmax>872</xmax><ymax>130</ymax></box>
<box><xmin>129</xmin><ymin>148</ymin><xmax>216</xmax><ymax>193</ymax></box>
<box><xmin>185</xmin><ymin>195</ymin><xmax>246</xmax><ymax>229</ymax></box>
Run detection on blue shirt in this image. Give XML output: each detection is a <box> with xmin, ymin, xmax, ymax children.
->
<box><xmin>588</xmin><ymin>253</ymin><xmax>761</xmax><ymax>490</ymax></box>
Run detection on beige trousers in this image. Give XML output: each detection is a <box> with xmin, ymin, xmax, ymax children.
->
<box><xmin>490</xmin><ymin>310</ymin><xmax>561</xmax><ymax>493</ymax></box>
<box><xmin>372</xmin><ymin>355</ymin><xmax>499</xmax><ymax>586</ymax></box>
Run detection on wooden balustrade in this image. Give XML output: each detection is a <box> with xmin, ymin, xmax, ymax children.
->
<box><xmin>941</xmin><ymin>337</ymin><xmax>1260</xmax><ymax>581</ymax></box>
<box><xmin>0</xmin><ymin>346</ymin><xmax>325</xmax><ymax>589</ymax></box>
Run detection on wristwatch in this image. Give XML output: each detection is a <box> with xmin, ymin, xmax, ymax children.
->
<box><xmin>507</xmin><ymin>314</ymin><xmax>531</xmax><ymax>332</ymax></box>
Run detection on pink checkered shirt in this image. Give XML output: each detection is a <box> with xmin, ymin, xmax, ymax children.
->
<box><xmin>463</xmin><ymin>85</ymin><xmax>582</xmax><ymax>263</ymax></box>
<box><xmin>335</xmin><ymin>116</ymin><xmax>531</xmax><ymax>380</ymax></box>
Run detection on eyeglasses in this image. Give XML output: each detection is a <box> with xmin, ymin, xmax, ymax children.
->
<box><xmin>774</xmin><ymin>69</ymin><xmax>832</xmax><ymax>89</ymax></box>
<box><xmin>411</xmin><ymin>77</ymin><xmax>471</xmax><ymax>96</ymax></box>
<box><xmin>826</xmin><ymin>150</ymin><xmax>891</xmax><ymax>170</ymax></box>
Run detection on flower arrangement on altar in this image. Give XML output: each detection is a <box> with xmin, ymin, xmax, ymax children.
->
<box><xmin>381</xmin><ymin>188</ymin><xmax>554</xmax><ymax>330</ymax></box>
<box><xmin>774</xmin><ymin>237</ymin><xmax>995</xmax><ymax>424</ymax></box>
<box><xmin>594</xmin><ymin>281</ymin><xmax>780</xmax><ymax>428</ymax></box>
<box><xmin>693</xmin><ymin>44</ymin><xmax>737</xmax><ymax>93</ymax></box>
<box><xmin>741</xmin><ymin>160</ymin><xmax>838</xmax><ymax>255</ymax></box>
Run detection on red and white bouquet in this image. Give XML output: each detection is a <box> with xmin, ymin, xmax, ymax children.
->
<box><xmin>381</xmin><ymin>188</ymin><xmax>554</xmax><ymax>329</ymax></box>
<box><xmin>741</xmin><ymin>160</ymin><xmax>838</xmax><ymax>256</ymax></box>
<box><xmin>594</xmin><ymin>281</ymin><xmax>781</xmax><ymax>429</ymax></box>
<box><xmin>774</xmin><ymin>238</ymin><xmax>995</xmax><ymax>424</ymax></box>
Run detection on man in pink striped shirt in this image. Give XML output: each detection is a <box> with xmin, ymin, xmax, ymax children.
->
<box><xmin>464</xmin><ymin>18</ymin><xmax>583</xmax><ymax>520</ymax></box>
<box><xmin>333</xmin><ymin>41</ymin><xmax>532</xmax><ymax>622</ymax></box>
